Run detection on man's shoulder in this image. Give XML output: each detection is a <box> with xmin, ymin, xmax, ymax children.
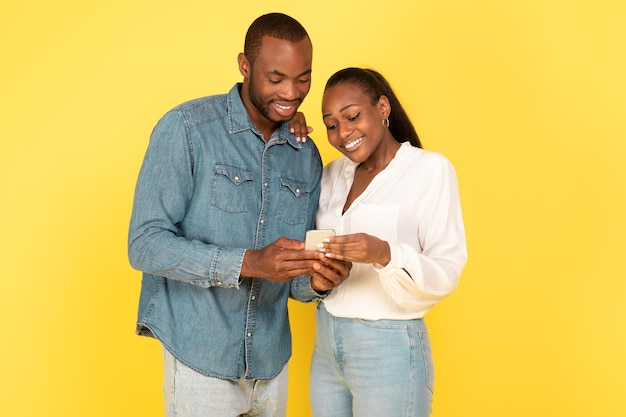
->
<box><xmin>167</xmin><ymin>93</ymin><xmax>229</xmax><ymax>122</ymax></box>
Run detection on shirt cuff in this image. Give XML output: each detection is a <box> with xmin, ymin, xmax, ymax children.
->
<box><xmin>207</xmin><ymin>247</ymin><xmax>246</xmax><ymax>288</ymax></box>
<box><xmin>373</xmin><ymin>243</ymin><xmax>403</xmax><ymax>274</ymax></box>
<box><xmin>291</xmin><ymin>275</ymin><xmax>329</xmax><ymax>302</ymax></box>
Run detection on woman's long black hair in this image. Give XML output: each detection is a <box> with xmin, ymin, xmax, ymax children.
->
<box><xmin>324</xmin><ymin>67</ymin><xmax>422</xmax><ymax>148</ymax></box>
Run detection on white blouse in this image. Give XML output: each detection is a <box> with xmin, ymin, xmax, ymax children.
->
<box><xmin>316</xmin><ymin>142</ymin><xmax>467</xmax><ymax>320</ymax></box>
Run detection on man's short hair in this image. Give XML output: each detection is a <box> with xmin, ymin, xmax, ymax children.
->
<box><xmin>244</xmin><ymin>13</ymin><xmax>310</xmax><ymax>63</ymax></box>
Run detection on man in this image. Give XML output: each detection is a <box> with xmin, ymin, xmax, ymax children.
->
<box><xmin>128</xmin><ymin>12</ymin><xmax>350</xmax><ymax>417</ymax></box>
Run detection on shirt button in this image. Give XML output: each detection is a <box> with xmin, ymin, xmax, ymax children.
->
<box><xmin>295</xmin><ymin>188</ymin><xmax>300</xmax><ymax>195</ymax></box>
<box><xmin>234</xmin><ymin>176</ymin><xmax>240</xmax><ymax>181</ymax></box>
<box><xmin>216</xmin><ymin>281</ymin><xmax>222</xmax><ymax>286</ymax></box>
<box><xmin>247</xmin><ymin>333</ymin><xmax>252</xmax><ymax>337</ymax></box>
<box><xmin>251</xmin><ymin>295</ymin><xmax>256</xmax><ymax>301</ymax></box>
<box><xmin>260</xmin><ymin>219</ymin><xmax>265</xmax><ymax>224</ymax></box>
<box><xmin>264</xmin><ymin>182</ymin><xmax>268</xmax><ymax>187</ymax></box>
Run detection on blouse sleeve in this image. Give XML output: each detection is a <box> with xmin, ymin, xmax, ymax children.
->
<box><xmin>373</xmin><ymin>155</ymin><xmax>467</xmax><ymax>311</ymax></box>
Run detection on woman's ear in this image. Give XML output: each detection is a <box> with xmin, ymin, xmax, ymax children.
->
<box><xmin>378</xmin><ymin>95</ymin><xmax>391</xmax><ymax>120</ymax></box>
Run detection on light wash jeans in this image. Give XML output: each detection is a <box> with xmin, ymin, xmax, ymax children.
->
<box><xmin>163</xmin><ymin>348</ymin><xmax>288</xmax><ymax>417</ymax></box>
<box><xmin>310</xmin><ymin>303</ymin><xmax>434</xmax><ymax>417</ymax></box>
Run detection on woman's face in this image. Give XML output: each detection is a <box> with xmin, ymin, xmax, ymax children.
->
<box><xmin>322</xmin><ymin>83</ymin><xmax>389</xmax><ymax>163</ymax></box>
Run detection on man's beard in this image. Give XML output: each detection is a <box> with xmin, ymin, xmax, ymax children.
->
<box><xmin>248</xmin><ymin>76</ymin><xmax>300</xmax><ymax>123</ymax></box>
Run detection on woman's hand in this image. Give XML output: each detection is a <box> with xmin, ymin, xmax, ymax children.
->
<box><xmin>318</xmin><ymin>233</ymin><xmax>391</xmax><ymax>266</ymax></box>
<box><xmin>289</xmin><ymin>112</ymin><xmax>313</xmax><ymax>142</ymax></box>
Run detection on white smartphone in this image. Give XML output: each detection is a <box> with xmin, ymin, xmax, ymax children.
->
<box><xmin>304</xmin><ymin>229</ymin><xmax>335</xmax><ymax>250</ymax></box>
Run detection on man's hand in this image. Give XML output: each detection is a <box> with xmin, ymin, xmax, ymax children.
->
<box><xmin>309</xmin><ymin>254</ymin><xmax>352</xmax><ymax>292</ymax></box>
<box><xmin>241</xmin><ymin>237</ymin><xmax>315</xmax><ymax>282</ymax></box>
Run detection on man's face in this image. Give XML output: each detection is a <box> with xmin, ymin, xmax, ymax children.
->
<box><xmin>240</xmin><ymin>36</ymin><xmax>312</xmax><ymax>126</ymax></box>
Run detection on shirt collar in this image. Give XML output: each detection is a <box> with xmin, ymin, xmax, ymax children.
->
<box><xmin>340</xmin><ymin>142</ymin><xmax>413</xmax><ymax>179</ymax></box>
<box><xmin>227</xmin><ymin>83</ymin><xmax>303</xmax><ymax>149</ymax></box>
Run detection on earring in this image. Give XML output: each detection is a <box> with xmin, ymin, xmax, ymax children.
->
<box><xmin>382</xmin><ymin>118</ymin><xmax>390</xmax><ymax>128</ymax></box>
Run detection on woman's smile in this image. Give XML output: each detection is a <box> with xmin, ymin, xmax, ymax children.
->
<box><xmin>343</xmin><ymin>136</ymin><xmax>364</xmax><ymax>151</ymax></box>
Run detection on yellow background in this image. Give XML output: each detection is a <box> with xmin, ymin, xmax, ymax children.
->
<box><xmin>2</xmin><ymin>1</ymin><xmax>625</xmax><ymax>416</ymax></box>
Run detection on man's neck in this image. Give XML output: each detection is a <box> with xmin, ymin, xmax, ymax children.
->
<box><xmin>238</xmin><ymin>85</ymin><xmax>279</xmax><ymax>142</ymax></box>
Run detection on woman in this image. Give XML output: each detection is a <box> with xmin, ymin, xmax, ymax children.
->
<box><xmin>309</xmin><ymin>68</ymin><xmax>467</xmax><ymax>417</ymax></box>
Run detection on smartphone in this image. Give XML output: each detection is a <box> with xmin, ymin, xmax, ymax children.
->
<box><xmin>304</xmin><ymin>229</ymin><xmax>335</xmax><ymax>250</ymax></box>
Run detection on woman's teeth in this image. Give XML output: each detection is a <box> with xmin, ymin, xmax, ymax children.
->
<box><xmin>344</xmin><ymin>137</ymin><xmax>363</xmax><ymax>150</ymax></box>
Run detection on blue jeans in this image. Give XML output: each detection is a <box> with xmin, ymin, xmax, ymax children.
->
<box><xmin>310</xmin><ymin>303</ymin><xmax>434</xmax><ymax>417</ymax></box>
<box><xmin>163</xmin><ymin>348</ymin><xmax>288</xmax><ymax>417</ymax></box>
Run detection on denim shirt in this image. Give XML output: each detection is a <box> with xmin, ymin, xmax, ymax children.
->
<box><xmin>128</xmin><ymin>84</ymin><xmax>324</xmax><ymax>380</ymax></box>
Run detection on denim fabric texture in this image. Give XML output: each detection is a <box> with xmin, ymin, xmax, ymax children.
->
<box><xmin>163</xmin><ymin>348</ymin><xmax>288</xmax><ymax>417</ymax></box>
<box><xmin>310</xmin><ymin>303</ymin><xmax>434</xmax><ymax>417</ymax></box>
<box><xmin>128</xmin><ymin>84</ymin><xmax>324</xmax><ymax>380</ymax></box>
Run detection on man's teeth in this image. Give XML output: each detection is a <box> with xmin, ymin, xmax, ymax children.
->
<box><xmin>275</xmin><ymin>103</ymin><xmax>293</xmax><ymax>110</ymax></box>
<box><xmin>345</xmin><ymin>137</ymin><xmax>363</xmax><ymax>149</ymax></box>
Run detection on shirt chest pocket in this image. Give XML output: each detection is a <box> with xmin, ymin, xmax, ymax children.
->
<box><xmin>277</xmin><ymin>177</ymin><xmax>310</xmax><ymax>225</ymax></box>
<box><xmin>211</xmin><ymin>164</ymin><xmax>253</xmax><ymax>213</ymax></box>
